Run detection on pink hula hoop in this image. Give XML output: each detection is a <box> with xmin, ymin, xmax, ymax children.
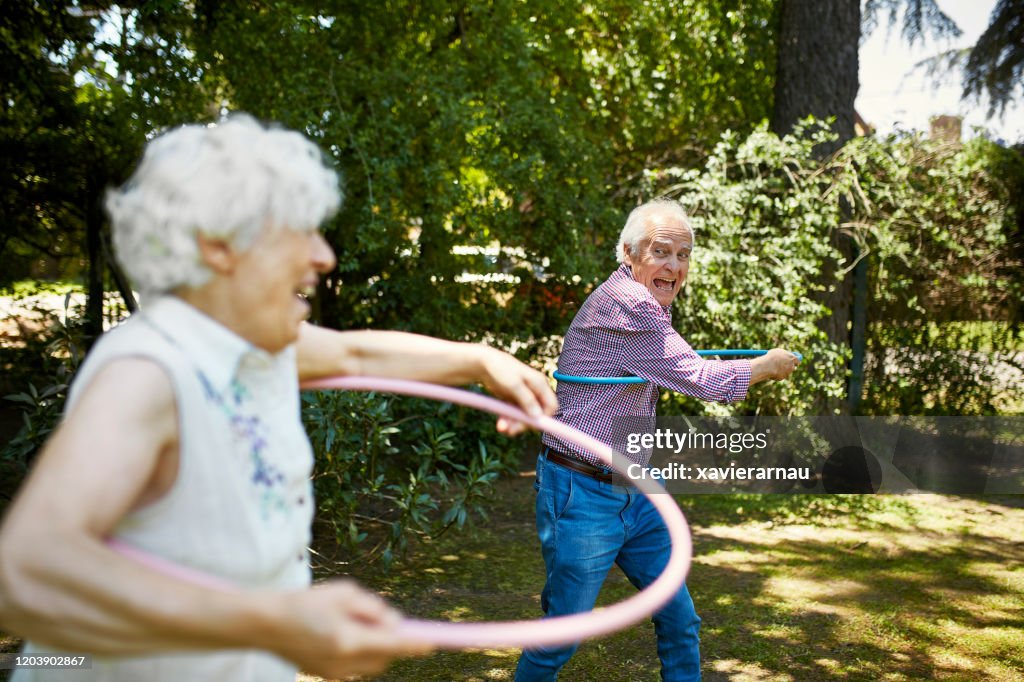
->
<box><xmin>110</xmin><ymin>376</ymin><xmax>693</xmax><ymax>650</ymax></box>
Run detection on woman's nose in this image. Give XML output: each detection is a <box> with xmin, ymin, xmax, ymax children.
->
<box><xmin>311</xmin><ymin>232</ymin><xmax>337</xmax><ymax>273</ymax></box>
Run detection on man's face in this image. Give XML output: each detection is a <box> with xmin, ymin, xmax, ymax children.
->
<box><xmin>622</xmin><ymin>216</ymin><xmax>692</xmax><ymax>307</ymax></box>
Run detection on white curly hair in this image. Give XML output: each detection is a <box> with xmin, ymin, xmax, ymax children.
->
<box><xmin>106</xmin><ymin>114</ymin><xmax>342</xmax><ymax>295</ymax></box>
<box><xmin>615</xmin><ymin>199</ymin><xmax>694</xmax><ymax>263</ymax></box>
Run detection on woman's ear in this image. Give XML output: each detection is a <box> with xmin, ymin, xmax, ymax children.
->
<box><xmin>195</xmin><ymin>233</ymin><xmax>238</xmax><ymax>275</ymax></box>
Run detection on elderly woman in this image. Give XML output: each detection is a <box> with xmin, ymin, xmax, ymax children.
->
<box><xmin>0</xmin><ymin>115</ymin><xmax>557</xmax><ymax>681</ymax></box>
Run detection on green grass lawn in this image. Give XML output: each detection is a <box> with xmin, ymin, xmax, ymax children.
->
<box><xmin>318</xmin><ymin>475</ymin><xmax>1024</xmax><ymax>682</ymax></box>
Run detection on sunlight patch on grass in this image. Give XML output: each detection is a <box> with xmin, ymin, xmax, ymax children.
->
<box><xmin>764</xmin><ymin>575</ymin><xmax>870</xmax><ymax>604</ymax></box>
<box><xmin>964</xmin><ymin>561</ymin><xmax>1024</xmax><ymax>592</ymax></box>
<box><xmin>925</xmin><ymin>585</ymin><xmax>1023</xmax><ymax>623</ymax></box>
<box><xmin>709</xmin><ymin>658</ymin><xmax>794</xmax><ymax>680</ymax></box>
<box><xmin>811</xmin><ymin>657</ymin><xmax>843</xmax><ymax>673</ymax></box>
<box><xmin>441</xmin><ymin>605</ymin><xmax>476</xmax><ymax>621</ymax></box>
<box><xmin>698</xmin><ymin>523</ymin><xmax>787</xmax><ymax>544</ymax></box>
<box><xmin>755</xmin><ymin>623</ymin><xmax>804</xmax><ymax>644</ymax></box>
<box><xmin>697</xmin><ymin>548</ymin><xmax>780</xmax><ymax>570</ymax></box>
<box><xmin>930</xmin><ymin>619</ymin><xmax>1024</xmax><ymax>660</ymax></box>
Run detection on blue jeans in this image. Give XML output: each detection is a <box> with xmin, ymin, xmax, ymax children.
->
<box><xmin>514</xmin><ymin>453</ymin><xmax>701</xmax><ymax>681</ymax></box>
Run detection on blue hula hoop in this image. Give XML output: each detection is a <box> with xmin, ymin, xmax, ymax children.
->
<box><xmin>552</xmin><ymin>349</ymin><xmax>802</xmax><ymax>385</ymax></box>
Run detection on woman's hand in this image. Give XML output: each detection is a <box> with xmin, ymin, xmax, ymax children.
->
<box><xmin>477</xmin><ymin>347</ymin><xmax>559</xmax><ymax>436</ymax></box>
<box><xmin>262</xmin><ymin>580</ymin><xmax>432</xmax><ymax>679</ymax></box>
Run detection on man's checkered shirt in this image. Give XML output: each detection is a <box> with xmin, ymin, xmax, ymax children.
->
<box><xmin>543</xmin><ymin>263</ymin><xmax>752</xmax><ymax>466</ymax></box>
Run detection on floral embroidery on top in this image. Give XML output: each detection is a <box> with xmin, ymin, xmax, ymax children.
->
<box><xmin>197</xmin><ymin>370</ymin><xmax>288</xmax><ymax>520</ymax></box>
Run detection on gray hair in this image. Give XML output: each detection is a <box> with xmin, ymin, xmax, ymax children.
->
<box><xmin>106</xmin><ymin>114</ymin><xmax>341</xmax><ymax>295</ymax></box>
<box><xmin>615</xmin><ymin>199</ymin><xmax>694</xmax><ymax>263</ymax></box>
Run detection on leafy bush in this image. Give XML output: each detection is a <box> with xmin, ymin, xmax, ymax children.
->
<box><xmin>1</xmin><ymin>294</ymin><xmax>85</xmax><ymax>472</ymax></box>
<box><xmin>845</xmin><ymin>136</ymin><xmax>1023</xmax><ymax>415</ymax></box>
<box><xmin>641</xmin><ymin>123</ymin><xmax>1022</xmax><ymax>416</ymax></box>
<box><xmin>641</xmin><ymin>122</ymin><xmax>850</xmax><ymax>417</ymax></box>
<box><xmin>302</xmin><ymin>387</ymin><xmax>522</xmax><ymax>567</ymax></box>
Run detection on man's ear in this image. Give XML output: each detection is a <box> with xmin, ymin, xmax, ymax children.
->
<box><xmin>622</xmin><ymin>243</ymin><xmax>634</xmax><ymax>266</ymax></box>
<box><xmin>196</xmin><ymin>233</ymin><xmax>238</xmax><ymax>275</ymax></box>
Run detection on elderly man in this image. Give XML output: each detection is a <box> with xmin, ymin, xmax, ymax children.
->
<box><xmin>514</xmin><ymin>199</ymin><xmax>799</xmax><ymax>681</ymax></box>
<box><xmin>0</xmin><ymin>115</ymin><xmax>557</xmax><ymax>682</ymax></box>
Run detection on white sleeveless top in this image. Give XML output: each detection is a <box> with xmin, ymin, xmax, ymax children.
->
<box><xmin>16</xmin><ymin>296</ymin><xmax>314</xmax><ymax>682</ymax></box>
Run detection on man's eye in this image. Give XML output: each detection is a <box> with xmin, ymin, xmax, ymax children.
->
<box><xmin>679</xmin><ymin>252</ymin><xmax>690</xmax><ymax>261</ymax></box>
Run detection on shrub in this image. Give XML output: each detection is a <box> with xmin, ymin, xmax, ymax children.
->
<box><xmin>640</xmin><ymin>123</ymin><xmax>1021</xmax><ymax>416</ymax></box>
<box><xmin>302</xmin><ymin>387</ymin><xmax>522</xmax><ymax>567</ymax></box>
<box><xmin>1</xmin><ymin>293</ymin><xmax>85</xmax><ymax>472</ymax></box>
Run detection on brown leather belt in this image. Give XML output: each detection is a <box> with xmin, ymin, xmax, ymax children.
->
<box><xmin>544</xmin><ymin>447</ymin><xmax>614</xmax><ymax>483</ymax></box>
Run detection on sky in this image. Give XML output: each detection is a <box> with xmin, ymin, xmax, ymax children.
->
<box><xmin>857</xmin><ymin>0</ymin><xmax>1024</xmax><ymax>144</ymax></box>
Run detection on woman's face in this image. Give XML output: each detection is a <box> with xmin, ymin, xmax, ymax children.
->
<box><xmin>230</xmin><ymin>227</ymin><xmax>336</xmax><ymax>353</ymax></box>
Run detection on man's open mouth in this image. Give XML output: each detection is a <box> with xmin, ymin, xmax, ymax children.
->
<box><xmin>653</xmin><ymin>278</ymin><xmax>675</xmax><ymax>291</ymax></box>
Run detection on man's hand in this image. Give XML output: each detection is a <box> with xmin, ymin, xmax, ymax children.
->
<box><xmin>476</xmin><ymin>346</ymin><xmax>559</xmax><ymax>436</ymax></box>
<box><xmin>266</xmin><ymin>580</ymin><xmax>432</xmax><ymax>679</ymax></box>
<box><xmin>749</xmin><ymin>348</ymin><xmax>801</xmax><ymax>385</ymax></box>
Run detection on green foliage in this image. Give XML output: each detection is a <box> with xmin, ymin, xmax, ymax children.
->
<box><xmin>642</xmin><ymin>122</ymin><xmax>849</xmax><ymax>416</ymax></box>
<box><xmin>0</xmin><ymin>3</ymin><xmax>94</xmax><ymax>287</ymax></box>
<box><xmin>198</xmin><ymin>0</ymin><xmax>776</xmax><ymax>347</ymax></box>
<box><xmin>302</xmin><ymin>388</ymin><xmax>518</xmax><ymax>567</ymax></box>
<box><xmin>640</xmin><ymin>123</ymin><xmax>1022</xmax><ymax>416</ymax></box>
<box><xmin>0</xmin><ymin>2</ymin><xmax>213</xmax><ymax>335</ymax></box>
<box><xmin>839</xmin><ymin>135</ymin><xmax>1024</xmax><ymax>414</ymax></box>
<box><xmin>1</xmin><ymin>295</ymin><xmax>85</xmax><ymax>471</ymax></box>
<box><xmin>2</xmin><ymin>382</ymin><xmax>67</xmax><ymax>470</ymax></box>
<box><xmin>964</xmin><ymin>0</ymin><xmax>1024</xmax><ymax>117</ymax></box>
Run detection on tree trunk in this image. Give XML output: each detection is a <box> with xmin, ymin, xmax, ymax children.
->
<box><xmin>100</xmin><ymin>229</ymin><xmax>137</xmax><ymax>314</ymax></box>
<box><xmin>84</xmin><ymin>182</ymin><xmax>105</xmax><ymax>349</ymax></box>
<box><xmin>772</xmin><ymin>0</ymin><xmax>861</xmax><ymax>412</ymax></box>
<box><xmin>771</xmin><ymin>0</ymin><xmax>860</xmax><ymax>154</ymax></box>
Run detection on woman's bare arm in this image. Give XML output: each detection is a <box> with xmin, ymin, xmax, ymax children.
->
<box><xmin>0</xmin><ymin>358</ymin><xmax>425</xmax><ymax>677</ymax></box>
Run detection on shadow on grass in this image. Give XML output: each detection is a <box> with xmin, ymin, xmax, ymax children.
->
<box><xmin>334</xmin><ymin>479</ymin><xmax>1024</xmax><ymax>682</ymax></box>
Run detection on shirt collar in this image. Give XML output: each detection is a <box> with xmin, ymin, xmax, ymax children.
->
<box><xmin>613</xmin><ymin>263</ymin><xmax>674</xmax><ymax>315</ymax></box>
<box><xmin>137</xmin><ymin>295</ymin><xmax>271</xmax><ymax>392</ymax></box>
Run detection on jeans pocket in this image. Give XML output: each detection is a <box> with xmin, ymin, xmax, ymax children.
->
<box><xmin>548</xmin><ymin>464</ymin><xmax>575</xmax><ymax>521</ymax></box>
